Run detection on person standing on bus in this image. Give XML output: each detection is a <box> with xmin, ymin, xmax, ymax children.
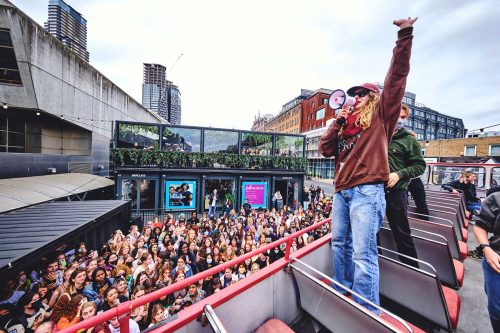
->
<box><xmin>319</xmin><ymin>17</ymin><xmax>417</xmax><ymax>314</ymax></box>
<box><xmin>385</xmin><ymin>104</ymin><xmax>426</xmax><ymax>267</ymax></box>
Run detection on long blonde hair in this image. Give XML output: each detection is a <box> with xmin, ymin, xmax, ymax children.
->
<box><xmin>339</xmin><ymin>92</ymin><xmax>380</xmax><ymax>136</ymax></box>
<box><xmin>355</xmin><ymin>92</ymin><xmax>380</xmax><ymax>129</ymax></box>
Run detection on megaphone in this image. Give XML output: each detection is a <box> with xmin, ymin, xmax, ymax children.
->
<box><xmin>328</xmin><ymin>89</ymin><xmax>357</xmax><ymax>110</ymax></box>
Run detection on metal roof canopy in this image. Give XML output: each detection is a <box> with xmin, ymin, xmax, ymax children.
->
<box><xmin>0</xmin><ymin>200</ymin><xmax>129</xmax><ymax>276</ymax></box>
<box><xmin>0</xmin><ymin>173</ymin><xmax>115</xmax><ymax>213</ymax></box>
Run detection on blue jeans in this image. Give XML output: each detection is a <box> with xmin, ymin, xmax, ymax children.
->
<box><xmin>208</xmin><ymin>205</ymin><xmax>216</xmax><ymax>218</ymax></box>
<box><xmin>331</xmin><ymin>183</ymin><xmax>386</xmax><ymax>314</ymax></box>
<box><xmin>466</xmin><ymin>201</ymin><xmax>481</xmax><ymax>212</ymax></box>
<box><xmin>483</xmin><ymin>259</ymin><xmax>500</xmax><ymax>332</ymax></box>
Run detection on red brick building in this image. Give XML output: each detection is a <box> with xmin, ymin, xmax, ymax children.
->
<box><xmin>300</xmin><ymin>89</ymin><xmax>335</xmax><ymax>133</ymax></box>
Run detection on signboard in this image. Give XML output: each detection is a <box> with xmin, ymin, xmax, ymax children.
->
<box><xmin>165</xmin><ymin>180</ymin><xmax>197</xmax><ymax>209</ymax></box>
<box><xmin>241</xmin><ymin>181</ymin><xmax>268</xmax><ymax>208</ymax></box>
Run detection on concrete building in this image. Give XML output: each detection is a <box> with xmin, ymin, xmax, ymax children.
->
<box><xmin>44</xmin><ymin>0</ymin><xmax>89</xmax><ymax>62</ymax></box>
<box><xmin>0</xmin><ymin>0</ymin><xmax>164</xmax><ymax>179</ymax></box>
<box><xmin>166</xmin><ymin>80</ymin><xmax>181</xmax><ymax>125</ymax></box>
<box><xmin>142</xmin><ymin>63</ymin><xmax>169</xmax><ymax>121</ymax></box>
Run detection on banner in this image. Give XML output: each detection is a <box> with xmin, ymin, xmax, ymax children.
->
<box><xmin>165</xmin><ymin>180</ymin><xmax>197</xmax><ymax>209</ymax></box>
<box><xmin>241</xmin><ymin>181</ymin><xmax>268</xmax><ymax>208</ymax></box>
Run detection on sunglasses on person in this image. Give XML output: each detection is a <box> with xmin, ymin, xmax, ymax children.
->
<box><xmin>351</xmin><ymin>89</ymin><xmax>370</xmax><ymax>98</ymax></box>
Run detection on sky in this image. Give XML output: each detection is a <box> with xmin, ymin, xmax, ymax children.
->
<box><xmin>11</xmin><ymin>0</ymin><xmax>500</xmax><ymax>132</ymax></box>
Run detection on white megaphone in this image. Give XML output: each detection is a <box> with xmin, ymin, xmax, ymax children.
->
<box><xmin>328</xmin><ymin>89</ymin><xmax>357</xmax><ymax>110</ymax></box>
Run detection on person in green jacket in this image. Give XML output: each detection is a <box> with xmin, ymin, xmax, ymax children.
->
<box><xmin>385</xmin><ymin>103</ymin><xmax>426</xmax><ymax>267</ymax></box>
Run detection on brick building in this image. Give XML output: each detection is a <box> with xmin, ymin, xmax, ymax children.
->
<box><xmin>300</xmin><ymin>89</ymin><xmax>334</xmax><ymax>133</ymax></box>
<box><xmin>421</xmin><ymin>136</ymin><xmax>500</xmax><ymax>162</ymax></box>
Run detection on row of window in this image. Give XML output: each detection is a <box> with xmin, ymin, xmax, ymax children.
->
<box><xmin>464</xmin><ymin>144</ymin><xmax>500</xmax><ymax>157</ymax></box>
<box><xmin>0</xmin><ymin>28</ymin><xmax>22</xmax><ymax>85</ymax></box>
<box><xmin>117</xmin><ymin>123</ymin><xmax>305</xmax><ymax>157</ymax></box>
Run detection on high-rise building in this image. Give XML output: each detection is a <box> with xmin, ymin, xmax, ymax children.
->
<box><xmin>166</xmin><ymin>80</ymin><xmax>181</xmax><ymax>125</ymax></box>
<box><xmin>142</xmin><ymin>63</ymin><xmax>168</xmax><ymax>121</ymax></box>
<box><xmin>44</xmin><ymin>0</ymin><xmax>89</xmax><ymax>62</ymax></box>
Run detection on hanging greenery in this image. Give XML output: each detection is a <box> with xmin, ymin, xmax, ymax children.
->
<box><xmin>111</xmin><ymin>148</ymin><xmax>306</xmax><ymax>171</ymax></box>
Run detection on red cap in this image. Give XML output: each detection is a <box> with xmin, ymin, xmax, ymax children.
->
<box><xmin>347</xmin><ymin>83</ymin><xmax>381</xmax><ymax>96</ymax></box>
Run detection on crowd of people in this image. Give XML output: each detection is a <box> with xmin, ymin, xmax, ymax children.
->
<box><xmin>0</xmin><ymin>195</ymin><xmax>332</xmax><ymax>333</ymax></box>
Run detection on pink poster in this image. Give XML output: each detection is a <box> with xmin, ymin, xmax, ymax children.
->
<box><xmin>243</xmin><ymin>182</ymin><xmax>267</xmax><ymax>207</ymax></box>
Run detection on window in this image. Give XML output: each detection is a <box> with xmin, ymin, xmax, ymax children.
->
<box><xmin>492</xmin><ymin>168</ymin><xmax>500</xmax><ymax>187</ymax></box>
<box><xmin>241</xmin><ymin>133</ymin><xmax>272</xmax><ymax>155</ymax></box>
<box><xmin>322</xmin><ymin>98</ymin><xmax>328</xmax><ymax>105</ymax></box>
<box><xmin>432</xmin><ymin>166</ymin><xmax>485</xmax><ymax>187</ymax></box>
<box><xmin>204</xmin><ymin>129</ymin><xmax>239</xmax><ymax>154</ymax></box>
<box><xmin>117</xmin><ymin>123</ymin><xmax>160</xmax><ymax>149</ymax></box>
<box><xmin>0</xmin><ymin>114</ymin><xmax>25</xmax><ymax>152</ymax></box>
<box><xmin>275</xmin><ymin>135</ymin><xmax>304</xmax><ymax>157</ymax></box>
<box><xmin>0</xmin><ymin>28</ymin><xmax>22</xmax><ymax>85</ymax></box>
<box><xmin>162</xmin><ymin>126</ymin><xmax>201</xmax><ymax>152</ymax></box>
<box><xmin>316</xmin><ymin>108</ymin><xmax>325</xmax><ymax>120</ymax></box>
<box><xmin>490</xmin><ymin>144</ymin><xmax>500</xmax><ymax>156</ymax></box>
<box><xmin>464</xmin><ymin>145</ymin><xmax>476</xmax><ymax>156</ymax></box>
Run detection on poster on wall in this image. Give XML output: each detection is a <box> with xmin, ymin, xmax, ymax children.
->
<box><xmin>165</xmin><ymin>180</ymin><xmax>197</xmax><ymax>210</ymax></box>
<box><xmin>241</xmin><ymin>181</ymin><xmax>268</xmax><ymax>208</ymax></box>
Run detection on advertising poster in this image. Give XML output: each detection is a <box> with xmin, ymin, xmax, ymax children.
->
<box><xmin>165</xmin><ymin>180</ymin><xmax>197</xmax><ymax>209</ymax></box>
<box><xmin>241</xmin><ymin>181</ymin><xmax>268</xmax><ymax>208</ymax></box>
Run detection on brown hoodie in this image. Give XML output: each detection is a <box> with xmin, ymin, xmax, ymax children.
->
<box><xmin>319</xmin><ymin>27</ymin><xmax>414</xmax><ymax>193</ymax></box>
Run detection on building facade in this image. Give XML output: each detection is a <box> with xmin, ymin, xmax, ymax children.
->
<box><xmin>401</xmin><ymin>92</ymin><xmax>465</xmax><ymax>141</ymax></box>
<box><xmin>44</xmin><ymin>0</ymin><xmax>89</xmax><ymax>62</ymax></box>
<box><xmin>421</xmin><ymin>136</ymin><xmax>500</xmax><ymax>162</ymax></box>
<box><xmin>166</xmin><ymin>80</ymin><xmax>181</xmax><ymax>125</ymax></box>
<box><xmin>251</xmin><ymin>89</ymin><xmax>312</xmax><ymax>134</ymax></box>
<box><xmin>300</xmin><ymin>89</ymin><xmax>334</xmax><ymax>133</ymax></box>
<box><xmin>251</xmin><ymin>113</ymin><xmax>274</xmax><ymax>132</ymax></box>
<box><xmin>0</xmin><ymin>1</ymin><xmax>163</xmax><ymax>179</ymax></box>
<box><xmin>142</xmin><ymin>63</ymin><xmax>169</xmax><ymax>121</ymax></box>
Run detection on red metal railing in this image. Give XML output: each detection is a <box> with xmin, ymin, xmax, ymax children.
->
<box><xmin>60</xmin><ymin>218</ymin><xmax>331</xmax><ymax>333</ymax></box>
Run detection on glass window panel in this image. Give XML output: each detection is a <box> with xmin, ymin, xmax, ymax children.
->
<box><xmin>275</xmin><ymin>135</ymin><xmax>304</xmax><ymax>157</ymax></box>
<box><xmin>0</xmin><ymin>114</ymin><xmax>6</xmax><ymax>131</ymax></box>
<box><xmin>464</xmin><ymin>146</ymin><xmax>476</xmax><ymax>156</ymax></box>
<box><xmin>490</xmin><ymin>145</ymin><xmax>500</xmax><ymax>156</ymax></box>
<box><xmin>8</xmin><ymin>146</ymin><xmax>25</xmax><ymax>153</ymax></box>
<box><xmin>117</xmin><ymin>123</ymin><xmax>159</xmax><ymax>149</ymax></box>
<box><xmin>8</xmin><ymin>132</ymin><xmax>25</xmax><ymax>147</ymax></box>
<box><xmin>241</xmin><ymin>133</ymin><xmax>272</xmax><ymax>156</ymax></box>
<box><xmin>432</xmin><ymin>166</ymin><xmax>485</xmax><ymax>187</ymax></box>
<box><xmin>0</xmin><ymin>47</ymin><xmax>19</xmax><ymax>70</ymax></box>
<box><xmin>138</xmin><ymin>179</ymin><xmax>156</xmax><ymax>210</ymax></box>
<box><xmin>0</xmin><ymin>30</ymin><xmax>13</xmax><ymax>47</ymax></box>
<box><xmin>8</xmin><ymin>117</ymin><xmax>25</xmax><ymax>133</ymax></box>
<box><xmin>204</xmin><ymin>178</ymin><xmax>235</xmax><ymax>210</ymax></box>
<box><xmin>122</xmin><ymin>179</ymin><xmax>137</xmax><ymax>209</ymax></box>
<box><xmin>0</xmin><ymin>130</ymin><xmax>6</xmax><ymax>145</ymax></box>
<box><xmin>0</xmin><ymin>145</ymin><xmax>6</xmax><ymax>152</ymax></box>
<box><xmin>316</xmin><ymin>108</ymin><xmax>325</xmax><ymax>120</ymax></box>
<box><xmin>162</xmin><ymin>126</ymin><xmax>201</xmax><ymax>152</ymax></box>
<box><xmin>492</xmin><ymin>168</ymin><xmax>500</xmax><ymax>187</ymax></box>
<box><xmin>203</xmin><ymin>130</ymin><xmax>238</xmax><ymax>154</ymax></box>
<box><xmin>0</xmin><ymin>68</ymin><xmax>22</xmax><ymax>85</ymax></box>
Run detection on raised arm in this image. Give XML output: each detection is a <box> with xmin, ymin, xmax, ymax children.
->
<box><xmin>379</xmin><ymin>17</ymin><xmax>417</xmax><ymax>123</ymax></box>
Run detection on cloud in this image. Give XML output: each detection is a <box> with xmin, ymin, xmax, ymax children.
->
<box><xmin>11</xmin><ymin>0</ymin><xmax>500</xmax><ymax>131</ymax></box>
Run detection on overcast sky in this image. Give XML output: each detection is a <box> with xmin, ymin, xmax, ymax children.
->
<box><xmin>11</xmin><ymin>0</ymin><xmax>500</xmax><ymax>131</ymax></box>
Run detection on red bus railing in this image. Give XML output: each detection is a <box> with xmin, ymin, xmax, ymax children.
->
<box><xmin>59</xmin><ymin>218</ymin><xmax>331</xmax><ymax>333</ymax></box>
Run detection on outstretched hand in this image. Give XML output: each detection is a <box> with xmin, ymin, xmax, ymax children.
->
<box><xmin>393</xmin><ymin>17</ymin><xmax>418</xmax><ymax>29</ymax></box>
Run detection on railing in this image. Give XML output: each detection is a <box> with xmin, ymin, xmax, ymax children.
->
<box><xmin>111</xmin><ymin>148</ymin><xmax>307</xmax><ymax>171</ymax></box>
<box><xmin>59</xmin><ymin>218</ymin><xmax>331</xmax><ymax>333</ymax></box>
